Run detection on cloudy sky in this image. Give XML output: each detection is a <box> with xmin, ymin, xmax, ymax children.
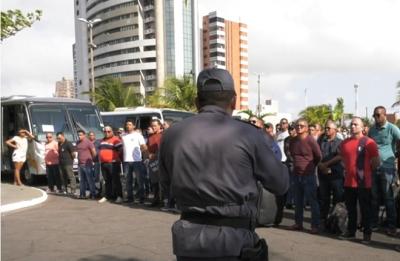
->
<box><xmin>2</xmin><ymin>0</ymin><xmax>399</xmax><ymax>117</ymax></box>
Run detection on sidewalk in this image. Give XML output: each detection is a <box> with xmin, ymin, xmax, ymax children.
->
<box><xmin>1</xmin><ymin>183</ymin><xmax>47</xmax><ymax>213</ymax></box>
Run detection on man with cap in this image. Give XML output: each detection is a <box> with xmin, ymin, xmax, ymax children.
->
<box><xmin>160</xmin><ymin>68</ymin><xmax>289</xmax><ymax>261</ymax></box>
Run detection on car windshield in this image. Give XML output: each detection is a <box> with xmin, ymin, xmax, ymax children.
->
<box><xmin>67</xmin><ymin>106</ymin><xmax>104</xmax><ymax>139</ymax></box>
<box><xmin>29</xmin><ymin>105</ymin><xmax>74</xmax><ymax>141</ymax></box>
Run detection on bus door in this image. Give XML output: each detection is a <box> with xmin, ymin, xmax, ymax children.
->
<box><xmin>1</xmin><ymin>104</ymin><xmax>29</xmax><ymax>172</ymax></box>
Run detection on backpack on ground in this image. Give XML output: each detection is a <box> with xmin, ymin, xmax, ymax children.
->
<box><xmin>325</xmin><ymin>202</ymin><xmax>348</xmax><ymax>234</ymax></box>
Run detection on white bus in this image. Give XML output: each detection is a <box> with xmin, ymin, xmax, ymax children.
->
<box><xmin>100</xmin><ymin>107</ymin><xmax>195</xmax><ymax>133</ymax></box>
<box><xmin>1</xmin><ymin>96</ymin><xmax>104</xmax><ymax>184</ymax></box>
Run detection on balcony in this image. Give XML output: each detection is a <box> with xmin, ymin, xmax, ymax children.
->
<box><xmin>145</xmin><ymin>74</ymin><xmax>156</xmax><ymax>81</ymax></box>
<box><xmin>144</xmin><ymin>28</ymin><xmax>155</xmax><ymax>34</ymax></box>
<box><xmin>143</xmin><ymin>5</ymin><xmax>154</xmax><ymax>12</ymax></box>
<box><xmin>144</xmin><ymin>16</ymin><xmax>155</xmax><ymax>23</ymax></box>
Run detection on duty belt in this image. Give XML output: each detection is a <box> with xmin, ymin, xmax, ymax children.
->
<box><xmin>181</xmin><ymin>212</ymin><xmax>254</xmax><ymax>230</ymax></box>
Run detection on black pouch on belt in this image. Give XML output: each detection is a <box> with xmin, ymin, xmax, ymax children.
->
<box><xmin>240</xmin><ymin>238</ymin><xmax>268</xmax><ymax>261</ymax></box>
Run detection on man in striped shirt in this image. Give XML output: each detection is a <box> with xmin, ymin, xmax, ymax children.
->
<box><xmin>98</xmin><ymin>126</ymin><xmax>123</xmax><ymax>203</ymax></box>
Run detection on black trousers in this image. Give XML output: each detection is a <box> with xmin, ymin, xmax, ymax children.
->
<box><xmin>46</xmin><ymin>164</ymin><xmax>62</xmax><ymax>191</ymax></box>
<box><xmin>344</xmin><ymin>187</ymin><xmax>372</xmax><ymax>235</ymax></box>
<box><xmin>101</xmin><ymin>162</ymin><xmax>122</xmax><ymax>200</ymax></box>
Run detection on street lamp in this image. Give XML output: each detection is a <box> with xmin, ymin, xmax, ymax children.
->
<box><xmin>253</xmin><ymin>72</ymin><xmax>263</xmax><ymax>117</ymax></box>
<box><xmin>354</xmin><ymin>83</ymin><xmax>359</xmax><ymax>116</ymax></box>
<box><xmin>77</xmin><ymin>17</ymin><xmax>102</xmax><ymax>102</ymax></box>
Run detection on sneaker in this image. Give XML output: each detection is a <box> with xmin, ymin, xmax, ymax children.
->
<box><xmin>115</xmin><ymin>197</ymin><xmax>123</xmax><ymax>204</ymax></box>
<box><xmin>289</xmin><ymin>224</ymin><xmax>303</xmax><ymax>231</ymax></box>
<box><xmin>98</xmin><ymin>197</ymin><xmax>108</xmax><ymax>203</ymax></box>
<box><xmin>362</xmin><ymin>233</ymin><xmax>371</xmax><ymax>244</ymax></box>
<box><xmin>340</xmin><ymin>232</ymin><xmax>356</xmax><ymax>240</ymax></box>
<box><xmin>160</xmin><ymin>207</ymin><xmax>171</xmax><ymax>212</ymax></box>
<box><xmin>123</xmin><ymin>198</ymin><xmax>134</xmax><ymax>203</ymax></box>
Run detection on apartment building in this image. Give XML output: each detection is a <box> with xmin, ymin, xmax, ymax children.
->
<box><xmin>73</xmin><ymin>0</ymin><xmax>200</xmax><ymax>100</ymax></box>
<box><xmin>202</xmin><ymin>11</ymin><xmax>248</xmax><ymax>110</ymax></box>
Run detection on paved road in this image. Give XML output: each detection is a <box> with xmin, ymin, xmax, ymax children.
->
<box><xmin>2</xmin><ymin>194</ymin><xmax>400</xmax><ymax>261</ymax></box>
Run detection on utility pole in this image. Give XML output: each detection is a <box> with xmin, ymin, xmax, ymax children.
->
<box><xmin>78</xmin><ymin>18</ymin><xmax>102</xmax><ymax>103</ymax></box>
<box><xmin>354</xmin><ymin>83</ymin><xmax>359</xmax><ymax>116</ymax></box>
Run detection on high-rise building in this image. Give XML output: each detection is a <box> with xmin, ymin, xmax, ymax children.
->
<box><xmin>55</xmin><ymin>77</ymin><xmax>76</xmax><ymax>98</ymax></box>
<box><xmin>73</xmin><ymin>0</ymin><xmax>200</xmax><ymax>100</ymax></box>
<box><xmin>202</xmin><ymin>11</ymin><xmax>248</xmax><ymax>110</ymax></box>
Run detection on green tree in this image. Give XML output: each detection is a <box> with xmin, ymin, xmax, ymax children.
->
<box><xmin>83</xmin><ymin>77</ymin><xmax>143</xmax><ymax>111</ymax></box>
<box><xmin>299</xmin><ymin>104</ymin><xmax>332</xmax><ymax>125</ymax></box>
<box><xmin>146</xmin><ymin>76</ymin><xmax>197</xmax><ymax>111</ymax></box>
<box><xmin>1</xmin><ymin>9</ymin><xmax>42</xmax><ymax>41</ymax></box>
<box><xmin>392</xmin><ymin>81</ymin><xmax>400</xmax><ymax>107</ymax></box>
<box><xmin>332</xmin><ymin>97</ymin><xmax>345</xmax><ymax>124</ymax></box>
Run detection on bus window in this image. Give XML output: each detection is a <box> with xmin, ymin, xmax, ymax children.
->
<box><xmin>162</xmin><ymin>110</ymin><xmax>194</xmax><ymax>123</ymax></box>
<box><xmin>138</xmin><ymin>113</ymin><xmax>160</xmax><ymax>131</ymax></box>
<box><xmin>67</xmin><ymin>106</ymin><xmax>104</xmax><ymax>139</ymax></box>
<box><xmin>102</xmin><ymin>115</ymin><xmax>136</xmax><ymax>132</ymax></box>
<box><xmin>29</xmin><ymin>105</ymin><xmax>73</xmax><ymax>142</ymax></box>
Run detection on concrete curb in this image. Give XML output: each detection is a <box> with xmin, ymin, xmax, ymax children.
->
<box><xmin>1</xmin><ymin>187</ymin><xmax>48</xmax><ymax>213</ymax></box>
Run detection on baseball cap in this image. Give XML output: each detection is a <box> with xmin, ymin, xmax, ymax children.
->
<box><xmin>197</xmin><ymin>68</ymin><xmax>235</xmax><ymax>92</ymax></box>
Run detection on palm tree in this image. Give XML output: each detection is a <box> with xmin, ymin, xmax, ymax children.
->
<box><xmin>82</xmin><ymin>77</ymin><xmax>143</xmax><ymax>111</ymax></box>
<box><xmin>146</xmin><ymin>76</ymin><xmax>197</xmax><ymax>111</ymax></box>
<box><xmin>332</xmin><ymin>98</ymin><xmax>345</xmax><ymax>125</ymax></box>
<box><xmin>299</xmin><ymin>104</ymin><xmax>332</xmax><ymax>125</ymax></box>
<box><xmin>392</xmin><ymin>81</ymin><xmax>400</xmax><ymax>107</ymax></box>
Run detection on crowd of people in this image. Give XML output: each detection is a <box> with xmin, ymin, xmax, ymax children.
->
<box><xmin>5</xmin><ymin>104</ymin><xmax>400</xmax><ymax>243</ymax></box>
<box><xmin>248</xmin><ymin>105</ymin><xmax>400</xmax><ymax>242</ymax></box>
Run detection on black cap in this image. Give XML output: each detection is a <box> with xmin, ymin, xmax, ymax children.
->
<box><xmin>197</xmin><ymin>68</ymin><xmax>235</xmax><ymax>92</ymax></box>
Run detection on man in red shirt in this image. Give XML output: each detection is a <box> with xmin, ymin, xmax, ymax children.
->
<box><xmin>340</xmin><ymin>117</ymin><xmax>380</xmax><ymax>242</ymax></box>
<box><xmin>98</xmin><ymin>126</ymin><xmax>123</xmax><ymax>203</ymax></box>
<box><xmin>148</xmin><ymin>119</ymin><xmax>163</xmax><ymax>207</ymax></box>
<box><xmin>289</xmin><ymin>118</ymin><xmax>322</xmax><ymax>234</ymax></box>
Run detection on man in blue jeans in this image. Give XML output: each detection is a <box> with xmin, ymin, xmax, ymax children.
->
<box><xmin>369</xmin><ymin>106</ymin><xmax>400</xmax><ymax>236</ymax></box>
<box><xmin>76</xmin><ymin>130</ymin><xmax>97</xmax><ymax>199</ymax></box>
<box><xmin>121</xmin><ymin>120</ymin><xmax>147</xmax><ymax>203</ymax></box>
<box><xmin>317</xmin><ymin>120</ymin><xmax>344</xmax><ymax>227</ymax></box>
<box><xmin>289</xmin><ymin>118</ymin><xmax>322</xmax><ymax>234</ymax></box>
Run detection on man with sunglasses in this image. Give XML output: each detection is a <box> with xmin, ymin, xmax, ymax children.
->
<box><xmin>368</xmin><ymin>106</ymin><xmax>400</xmax><ymax>235</ymax></box>
<box><xmin>317</xmin><ymin>120</ymin><xmax>344</xmax><ymax>228</ymax></box>
<box><xmin>98</xmin><ymin>126</ymin><xmax>123</xmax><ymax>203</ymax></box>
<box><xmin>289</xmin><ymin>118</ymin><xmax>322</xmax><ymax>234</ymax></box>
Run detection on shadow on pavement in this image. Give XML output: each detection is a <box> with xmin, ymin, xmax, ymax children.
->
<box><xmin>78</xmin><ymin>255</ymin><xmax>143</xmax><ymax>261</ymax></box>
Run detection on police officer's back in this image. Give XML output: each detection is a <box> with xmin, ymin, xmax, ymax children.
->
<box><xmin>159</xmin><ymin>68</ymin><xmax>289</xmax><ymax>261</ymax></box>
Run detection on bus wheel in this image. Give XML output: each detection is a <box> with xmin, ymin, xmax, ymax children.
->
<box><xmin>21</xmin><ymin>167</ymin><xmax>35</xmax><ymax>185</ymax></box>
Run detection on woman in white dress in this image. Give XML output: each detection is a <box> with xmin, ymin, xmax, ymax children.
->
<box><xmin>5</xmin><ymin>129</ymin><xmax>34</xmax><ymax>186</ymax></box>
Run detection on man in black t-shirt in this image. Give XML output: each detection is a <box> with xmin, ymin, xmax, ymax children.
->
<box><xmin>57</xmin><ymin>132</ymin><xmax>77</xmax><ymax>195</ymax></box>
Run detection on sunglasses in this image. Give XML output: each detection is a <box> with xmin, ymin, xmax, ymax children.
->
<box><xmin>296</xmin><ymin>124</ymin><xmax>306</xmax><ymax>128</ymax></box>
<box><xmin>373</xmin><ymin>113</ymin><xmax>382</xmax><ymax>117</ymax></box>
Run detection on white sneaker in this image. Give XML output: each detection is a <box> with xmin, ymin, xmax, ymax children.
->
<box><xmin>115</xmin><ymin>197</ymin><xmax>123</xmax><ymax>203</ymax></box>
<box><xmin>98</xmin><ymin>197</ymin><xmax>107</xmax><ymax>203</ymax></box>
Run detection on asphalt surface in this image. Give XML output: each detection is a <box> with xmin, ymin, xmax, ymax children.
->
<box><xmin>2</xmin><ymin>192</ymin><xmax>400</xmax><ymax>261</ymax></box>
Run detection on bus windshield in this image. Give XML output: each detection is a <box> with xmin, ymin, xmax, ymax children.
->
<box><xmin>29</xmin><ymin>105</ymin><xmax>74</xmax><ymax>141</ymax></box>
<box><xmin>67</xmin><ymin>106</ymin><xmax>103</xmax><ymax>139</ymax></box>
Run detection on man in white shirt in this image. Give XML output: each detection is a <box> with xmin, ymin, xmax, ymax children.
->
<box><xmin>276</xmin><ymin>118</ymin><xmax>290</xmax><ymax>162</ymax></box>
<box><xmin>122</xmin><ymin>120</ymin><xmax>147</xmax><ymax>203</ymax></box>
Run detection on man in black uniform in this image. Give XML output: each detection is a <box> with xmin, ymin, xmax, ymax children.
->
<box><xmin>159</xmin><ymin>68</ymin><xmax>289</xmax><ymax>261</ymax></box>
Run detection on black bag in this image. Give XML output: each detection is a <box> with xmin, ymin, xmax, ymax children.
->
<box><xmin>325</xmin><ymin>202</ymin><xmax>348</xmax><ymax>234</ymax></box>
<box><xmin>356</xmin><ymin>137</ymin><xmax>368</xmax><ymax>188</ymax></box>
<box><xmin>256</xmin><ymin>182</ymin><xmax>277</xmax><ymax>227</ymax></box>
<box><xmin>240</xmin><ymin>238</ymin><xmax>268</xmax><ymax>261</ymax></box>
